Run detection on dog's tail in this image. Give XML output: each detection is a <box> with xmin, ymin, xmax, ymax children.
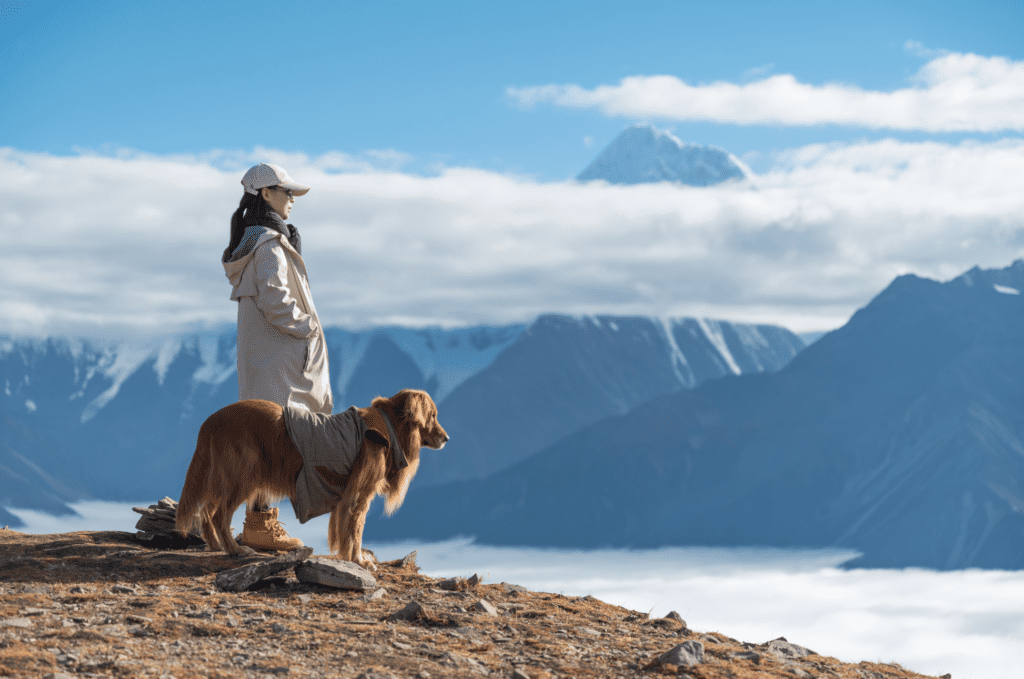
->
<box><xmin>175</xmin><ymin>427</ymin><xmax>212</xmax><ymax>538</ymax></box>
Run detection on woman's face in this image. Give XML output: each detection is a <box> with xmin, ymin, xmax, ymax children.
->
<box><xmin>262</xmin><ymin>186</ymin><xmax>295</xmax><ymax>219</ymax></box>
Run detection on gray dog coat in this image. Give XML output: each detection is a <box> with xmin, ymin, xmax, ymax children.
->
<box><xmin>284</xmin><ymin>405</ymin><xmax>407</xmax><ymax>524</ymax></box>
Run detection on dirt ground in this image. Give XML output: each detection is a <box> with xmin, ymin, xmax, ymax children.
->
<box><xmin>0</xmin><ymin>528</ymin><xmax>946</xmax><ymax>679</ymax></box>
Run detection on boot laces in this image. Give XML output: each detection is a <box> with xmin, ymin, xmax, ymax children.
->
<box><xmin>268</xmin><ymin>518</ymin><xmax>291</xmax><ymax>538</ymax></box>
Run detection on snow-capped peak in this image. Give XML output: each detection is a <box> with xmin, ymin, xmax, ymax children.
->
<box><xmin>577</xmin><ymin>124</ymin><xmax>749</xmax><ymax>186</ymax></box>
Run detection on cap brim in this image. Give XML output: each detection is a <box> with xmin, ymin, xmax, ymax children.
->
<box><xmin>277</xmin><ymin>181</ymin><xmax>310</xmax><ymax>196</ymax></box>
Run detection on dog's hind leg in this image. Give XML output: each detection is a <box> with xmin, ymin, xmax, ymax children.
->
<box><xmin>215</xmin><ymin>493</ymin><xmax>256</xmax><ymax>557</ymax></box>
<box><xmin>199</xmin><ymin>506</ymin><xmax>224</xmax><ymax>552</ymax></box>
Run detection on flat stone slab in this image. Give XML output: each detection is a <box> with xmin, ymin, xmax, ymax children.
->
<box><xmin>0</xmin><ymin>618</ymin><xmax>33</xmax><ymax>628</ymax></box>
<box><xmin>214</xmin><ymin>547</ymin><xmax>313</xmax><ymax>592</ymax></box>
<box><xmin>295</xmin><ymin>557</ymin><xmax>377</xmax><ymax>591</ymax></box>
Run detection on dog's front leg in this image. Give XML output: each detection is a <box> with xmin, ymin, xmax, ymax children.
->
<box><xmin>331</xmin><ymin>448</ymin><xmax>388</xmax><ymax>569</ymax></box>
<box><xmin>331</xmin><ymin>488</ymin><xmax>378</xmax><ymax>570</ymax></box>
<box><xmin>349</xmin><ymin>490</ymin><xmax>378</xmax><ymax>571</ymax></box>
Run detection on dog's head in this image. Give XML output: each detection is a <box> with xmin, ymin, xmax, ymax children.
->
<box><xmin>390</xmin><ymin>389</ymin><xmax>449</xmax><ymax>450</ymax></box>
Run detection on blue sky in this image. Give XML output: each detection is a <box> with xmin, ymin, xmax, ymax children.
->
<box><xmin>1</xmin><ymin>0</ymin><xmax>1023</xmax><ymax>334</ymax></box>
<box><xmin>4</xmin><ymin>0</ymin><xmax>1021</xmax><ymax>176</ymax></box>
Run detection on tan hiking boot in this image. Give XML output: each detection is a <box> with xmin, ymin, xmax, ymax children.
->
<box><xmin>239</xmin><ymin>507</ymin><xmax>304</xmax><ymax>552</ymax></box>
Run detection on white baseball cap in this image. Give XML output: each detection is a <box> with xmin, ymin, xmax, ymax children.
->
<box><xmin>241</xmin><ymin>163</ymin><xmax>310</xmax><ymax>196</ymax></box>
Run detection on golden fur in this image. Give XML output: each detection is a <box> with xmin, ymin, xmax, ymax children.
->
<box><xmin>175</xmin><ymin>389</ymin><xmax>447</xmax><ymax>567</ymax></box>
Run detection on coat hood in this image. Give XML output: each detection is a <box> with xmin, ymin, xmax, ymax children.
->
<box><xmin>223</xmin><ymin>226</ymin><xmax>291</xmax><ymax>288</ymax></box>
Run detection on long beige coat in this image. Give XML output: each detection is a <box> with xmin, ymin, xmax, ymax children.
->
<box><xmin>223</xmin><ymin>227</ymin><xmax>333</xmax><ymax>415</ymax></box>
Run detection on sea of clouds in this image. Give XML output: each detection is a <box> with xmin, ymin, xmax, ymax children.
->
<box><xmin>2</xmin><ymin>129</ymin><xmax>1023</xmax><ymax>338</ymax></box>
<box><xmin>7</xmin><ymin>500</ymin><xmax>1023</xmax><ymax>679</ymax></box>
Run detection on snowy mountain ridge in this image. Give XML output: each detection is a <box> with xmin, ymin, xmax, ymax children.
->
<box><xmin>0</xmin><ymin>313</ymin><xmax>806</xmax><ymax>524</ymax></box>
<box><xmin>0</xmin><ymin>314</ymin><xmax>797</xmax><ymax>425</ymax></box>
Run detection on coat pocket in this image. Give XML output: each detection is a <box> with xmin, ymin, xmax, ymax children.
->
<box><xmin>303</xmin><ymin>328</ymin><xmax>322</xmax><ymax>374</ymax></box>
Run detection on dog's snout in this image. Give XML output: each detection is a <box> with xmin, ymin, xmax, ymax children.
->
<box><xmin>430</xmin><ymin>427</ymin><xmax>450</xmax><ymax>449</ymax></box>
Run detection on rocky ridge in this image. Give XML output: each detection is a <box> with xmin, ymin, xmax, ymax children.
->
<box><xmin>0</xmin><ymin>528</ymin><xmax>947</xmax><ymax>679</ymax></box>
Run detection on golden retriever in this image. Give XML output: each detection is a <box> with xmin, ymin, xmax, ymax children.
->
<box><xmin>176</xmin><ymin>389</ymin><xmax>447</xmax><ymax>568</ymax></box>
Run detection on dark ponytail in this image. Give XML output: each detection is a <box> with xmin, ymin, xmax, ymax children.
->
<box><xmin>223</xmin><ymin>190</ymin><xmax>274</xmax><ymax>262</ymax></box>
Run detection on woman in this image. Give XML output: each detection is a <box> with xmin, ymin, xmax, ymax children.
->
<box><xmin>222</xmin><ymin>163</ymin><xmax>333</xmax><ymax>550</ymax></box>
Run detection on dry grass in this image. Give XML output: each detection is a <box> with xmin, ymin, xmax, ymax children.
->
<box><xmin>0</xmin><ymin>528</ymin><xmax>945</xmax><ymax>679</ymax></box>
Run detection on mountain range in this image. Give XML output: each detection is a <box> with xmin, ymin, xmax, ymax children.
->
<box><xmin>4</xmin><ymin>260</ymin><xmax>1022</xmax><ymax>570</ymax></box>
<box><xmin>367</xmin><ymin>260</ymin><xmax>1024</xmax><ymax>570</ymax></box>
<box><xmin>0</xmin><ymin>315</ymin><xmax>804</xmax><ymax>529</ymax></box>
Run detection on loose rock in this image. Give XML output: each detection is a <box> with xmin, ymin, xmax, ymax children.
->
<box><xmin>399</xmin><ymin>551</ymin><xmax>418</xmax><ymax>569</ymax></box>
<box><xmin>664</xmin><ymin>610</ymin><xmax>687</xmax><ymax>626</ymax></box>
<box><xmin>132</xmin><ymin>496</ymin><xmax>204</xmax><ymax>547</ymax></box>
<box><xmin>214</xmin><ymin>547</ymin><xmax>313</xmax><ymax>592</ymax></box>
<box><xmin>650</xmin><ymin>640</ymin><xmax>705</xmax><ymax>668</ymax></box>
<box><xmin>295</xmin><ymin>557</ymin><xmax>377</xmax><ymax>590</ymax></box>
<box><xmin>388</xmin><ymin>600</ymin><xmax>430</xmax><ymax>622</ymax></box>
<box><xmin>732</xmin><ymin>650</ymin><xmax>761</xmax><ymax>664</ymax></box>
<box><xmin>472</xmin><ymin>599</ymin><xmax>498</xmax><ymax>616</ymax></box>
<box><xmin>765</xmin><ymin>637</ymin><xmax>815</xmax><ymax>660</ymax></box>
<box><xmin>438</xmin><ymin>576</ymin><xmax>466</xmax><ymax>591</ymax></box>
<box><xmin>363</xmin><ymin>587</ymin><xmax>388</xmax><ymax>601</ymax></box>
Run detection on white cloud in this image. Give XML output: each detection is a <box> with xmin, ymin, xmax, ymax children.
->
<box><xmin>508</xmin><ymin>51</ymin><xmax>1024</xmax><ymax>132</ymax></box>
<box><xmin>0</xmin><ymin>139</ymin><xmax>1022</xmax><ymax>336</ymax></box>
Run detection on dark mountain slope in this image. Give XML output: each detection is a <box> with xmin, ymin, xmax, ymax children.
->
<box><xmin>373</xmin><ymin>261</ymin><xmax>1024</xmax><ymax>569</ymax></box>
<box><xmin>414</xmin><ymin>315</ymin><xmax>803</xmax><ymax>486</ymax></box>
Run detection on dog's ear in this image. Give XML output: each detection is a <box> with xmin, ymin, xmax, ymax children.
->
<box><xmin>405</xmin><ymin>390</ymin><xmax>431</xmax><ymax>426</ymax></box>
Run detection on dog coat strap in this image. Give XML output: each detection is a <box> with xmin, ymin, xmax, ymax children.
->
<box><xmin>377</xmin><ymin>407</ymin><xmax>408</xmax><ymax>470</ymax></box>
